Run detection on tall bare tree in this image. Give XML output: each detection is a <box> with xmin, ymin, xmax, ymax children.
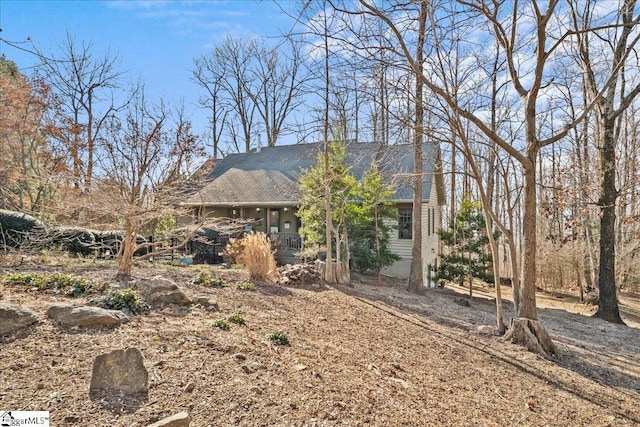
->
<box><xmin>193</xmin><ymin>35</ymin><xmax>305</xmax><ymax>153</ymax></box>
<box><xmin>245</xmin><ymin>38</ymin><xmax>308</xmax><ymax>147</ymax></box>
<box><xmin>94</xmin><ymin>88</ymin><xmax>204</xmax><ymax>280</ymax></box>
<box><xmin>406</xmin><ymin>0</ymin><xmax>428</xmax><ymax>294</ymax></box>
<box><xmin>37</xmin><ymin>32</ymin><xmax>125</xmax><ymax>189</ymax></box>
<box><xmin>569</xmin><ymin>0</ymin><xmax>640</xmax><ymax>324</ymax></box>
<box><xmin>192</xmin><ymin>56</ymin><xmax>228</xmax><ymax>160</ymax></box>
<box><xmin>329</xmin><ymin>0</ymin><xmax>632</xmax><ymax>356</ymax></box>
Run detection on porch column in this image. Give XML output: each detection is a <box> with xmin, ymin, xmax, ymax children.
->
<box><xmin>266</xmin><ymin>208</ymin><xmax>271</xmax><ymax>232</ymax></box>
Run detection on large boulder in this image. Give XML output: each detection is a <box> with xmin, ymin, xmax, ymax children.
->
<box><xmin>0</xmin><ymin>302</ymin><xmax>38</xmax><ymax>335</ymax></box>
<box><xmin>136</xmin><ymin>276</ymin><xmax>191</xmax><ymax>307</ymax></box>
<box><xmin>90</xmin><ymin>347</ymin><xmax>148</xmax><ymax>407</ymax></box>
<box><xmin>47</xmin><ymin>304</ymin><xmax>130</xmax><ymax>328</ymax></box>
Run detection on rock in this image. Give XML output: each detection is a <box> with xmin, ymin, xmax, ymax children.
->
<box><xmin>137</xmin><ymin>276</ymin><xmax>192</xmax><ymax>307</ymax></box>
<box><xmin>90</xmin><ymin>348</ymin><xmax>148</xmax><ymax>400</ymax></box>
<box><xmin>234</xmin><ymin>353</ymin><xmax>247</xmax><ymax>362</ymax></box>
<box><xmin>277</xmin><ymin>263</ymin><xmax>319</xmax><ymax>286</ymax></box>
<box><xmin>0</xmin><ymin>302</ymin><xmax>38</xmax><ymax>335</ymax></box>
<box><xmin>183</xmin><ymin>382</ymin><xmax>195</xmax><ymax>393</ymax></box>
<box><xmin>292</xmin><ymin>364</ymin><xmax>308</xmax><ymax>371</ymax></box>
<box><xmin>193</xmin><ymin>297</ymin><xmax>219</xmax><ymax>311</ymax></box>
<box><xmin>47</xmin><ymin>304</ymin><xmax>129</xmax><ymax>328</ymax></box>
<box><xmin>477</xmin><ymin>325</ymin><xmax>494</xmax><ymax>335</ymax></box>
<box><xmin>147</xmin><ymin>412</ymin><xmax>190</xmax><ymax>427</ymax></box>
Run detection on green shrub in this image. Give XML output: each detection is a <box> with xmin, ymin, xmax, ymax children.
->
<box><xmin>267</xmin><ymin>330</ymin><xmax>289</xmax><ymax>346</ymax></box>
<box><xmin>102</xmin><ymin>288</ymin><xmax>150</xmax><ymax>315</ymax></box>
<box><xmin>3</xmin><ymin>272</ymin><xmax>46</xmax><ymax>288</ymax></box>
<box><xmin>192</xmin><ymin>270</ymin><xmax>226</xmax><ymax>288</ymax></box>
<box><xmin>227</xmin><ymin>313</ymin><xmax>246</xmax><ymax>326</ymax></box>
<box><xmin>213</xmin><ymin>319</ymin><xmax>230</xmax><ymax>330</ymax></box>
<box><xmin>2</xmin><ymin>272</ymin><xmax>106</xmax><ymax>297</ymax></box>
<box><xmin>234</xmin><ymin>281</ymin><xmax>256</xmax><ymax>291</ymax></box>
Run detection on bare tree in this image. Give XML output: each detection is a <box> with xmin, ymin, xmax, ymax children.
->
<box><xmin>37</xmin><ymin>32</ymin><xmax>125</xmax><ymax>189</ymax></box>
<box><xmin>569</xmin><ymin>0</ymin><xmax>640</xmax><ymax>324</ymax></box>
<box><xmin>192</xmin><ymin>55</ymin><xmax>228</xmax><ymax>160</ymax></box>
<box><xmin>193</xmin><ymin>35</ymin><xmax>305</xmax><ymax>153</ymax></box>
<box><xmin>194</xmin><ymin>36</ymin><xmax>257</xmax><ymax>153</ymax></box>
<box><xmin>93</xmin><ymin>87</ymin><xmax>205</xmax><ymax>280</ymax></box>
<box><xmin>406</xmin><ymin>0</ymin><xmax>428</xmax><ymax>294</ymax></box>
<box><xmin>244</xmin><ymin>38</ymin><xmax>308</xmax><ymax>147</ymax></box>
<box><xmin>328</xmin><ymin>0</ymin><xmax>633</xmax><ymax>356</ymax></box>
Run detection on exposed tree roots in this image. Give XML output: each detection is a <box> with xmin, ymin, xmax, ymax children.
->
<box><xmin>593</xmin><ymin>309</ymin><xmax>627</xmax><ymax>326</ymax></box>
<box><xmin>504</xmin><ymin>318</ymin><xmax>558</xmax><ymax>359</ymax></box>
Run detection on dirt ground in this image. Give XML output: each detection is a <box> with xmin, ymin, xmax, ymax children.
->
<box><xmin>1</xmin><ymin>256</ymin><xmax>639</xmax><ymax>427</ymax></box>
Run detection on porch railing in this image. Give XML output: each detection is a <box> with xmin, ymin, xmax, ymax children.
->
<box><xmin>269</xmin><ymin>232</ymin><xmax>302</xmax><ymax>251</ymax></box>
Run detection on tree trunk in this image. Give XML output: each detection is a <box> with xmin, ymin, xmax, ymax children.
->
<box><xmin>342</xmin><ymin>228</ymin><xmax>351</xmax><ymax>285</ymax></box>
<box><xmin>322</xmin><ymin>10</ymin><xmax>335</xmax><ymax>285</ymax></box>
<box><xmin>594</xmin><ymin>115</ymin><xmax>626</xmax><ymax>324</ymax></box>
<box><xmin>506</xmin><ymin>231</ymin><xmax>520</xmax><ymax>315</ymax></box>
<box><xmin>518</xmin><ymin>162</ymin><xmax>538</xmax><ymax>320</ymax></box>
<box><xmin>115</xmin><ymin>219</ymin><xmax>137</xmax><ymax>281</ymax></box>
<box><xmin>505</xmin><ymin>317</ymin><xmax>557</xmax><ymax>357</ymax></box>
<box><xmin>374</xmin><ymin>204</ymin><xmax>382</xmax><ymax>284</ymax></box>
<box><xmin>486</xmin><ymin>216</ymin><xmax>506</xmax><ymax>334</ymax></box>
<box><xmin>407</xmin><ymin>1</ymin><xmax>426</xmax><ymax>295</ymax></box>
<box><xmin>504</xmin><ymin>160</ymin><xmax>558</xmax><ymax>358</ymax></box>
<box><xmin>407</xmin><ymin>142</ymin><xmax>424</xmax><ymax>294</ymax></box>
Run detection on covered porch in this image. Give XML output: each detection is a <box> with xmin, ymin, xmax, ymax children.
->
<box><xmin>195</xmin><ymin>204</ymin><xmax>304</xmax><ymax>264</ymax></box>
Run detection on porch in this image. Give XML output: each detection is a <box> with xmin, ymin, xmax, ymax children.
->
<box><xmin>269</xmin><ymin>231</ymin><xmax>303</xmax><ymax>264</ymax></box>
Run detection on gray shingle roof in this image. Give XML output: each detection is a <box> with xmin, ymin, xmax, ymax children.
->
<box><xmin>184</xmin><ymin>141</ymin><xmax>438</xmax><ymax>206</ymax></box>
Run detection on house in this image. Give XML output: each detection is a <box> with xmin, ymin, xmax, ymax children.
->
<box><xmin>182</xmin><ymin>141</ymin><xmax>445</xmax><ymax>280</ymax></box>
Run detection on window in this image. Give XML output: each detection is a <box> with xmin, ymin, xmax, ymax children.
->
<box><xmin>431</xmin><ymin>208</ymin><xmax>436</xmax><ymax>234</ymax></box>
<box><xmin>398</xmin><ymin>208</ymin><xmax>412</xmax><ymax>239</ymax></box>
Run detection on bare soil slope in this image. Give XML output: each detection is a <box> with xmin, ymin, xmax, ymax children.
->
<box><xmin>1</xmin><ymin>258</ymin><xmax>639</xmax><ymax>427</ymax></box>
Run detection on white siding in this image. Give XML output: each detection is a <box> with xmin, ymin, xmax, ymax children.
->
<box><xmin>383</xmin><ymin>183</ymin><xmax>442</xmax><ymax>280</ymax></box>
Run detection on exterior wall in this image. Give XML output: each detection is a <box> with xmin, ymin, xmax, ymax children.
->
<box><xmin>185</xmin><ymin>196</ymin><xmax>443</xmax><ymax>281</ymax></box>
<box><xmin>384</xmin><ymin>207</ymin><xmax>413</xmax><ymax>278</ymax></box>
<box><xmin>250</xmin><ymin>208</ymin><xmax>266</xmax><ymax>233</ymax></box>
<box><xmin>279</xmin><ymin>208</ymin><xmax>300</xmax><ymax>234</ymax></box>
<box><xmin>383</xmin><ymin>184</ymin><xmax>442</xmax><ymax>282</ymax></box>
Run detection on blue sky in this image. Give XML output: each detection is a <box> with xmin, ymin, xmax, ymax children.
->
<box><xmin>0</xmin><ymin>0</ymin><xmax>298</xmax><ymax>139</ymax></box>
